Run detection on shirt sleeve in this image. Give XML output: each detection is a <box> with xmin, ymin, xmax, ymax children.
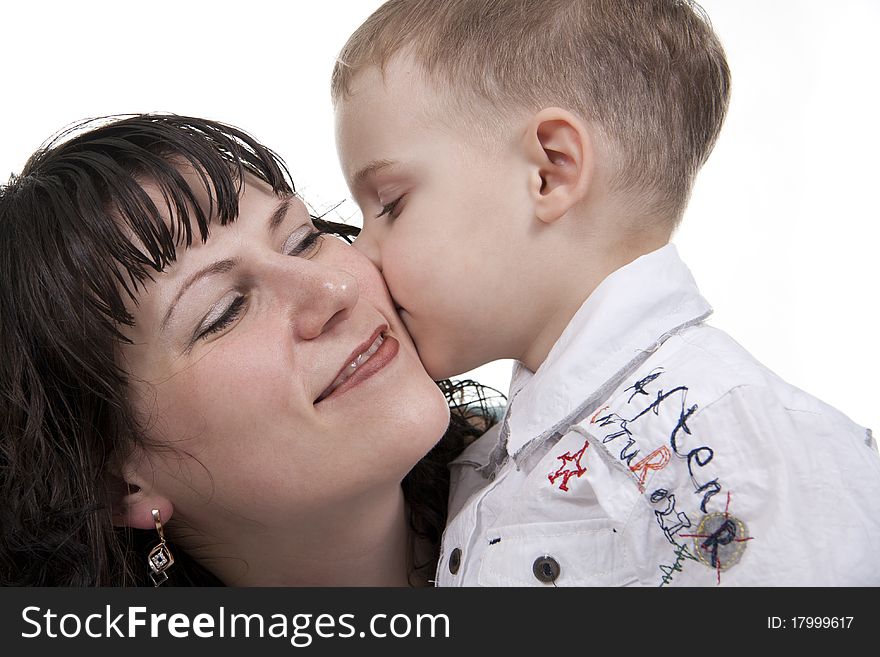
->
<box><xmin>659</xmin><ymin>383</ymin><xmax>880</xmax><ymax>586</ymax></box>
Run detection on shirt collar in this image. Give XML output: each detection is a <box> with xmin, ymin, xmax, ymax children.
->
<box><xmin>502</xmin><ymin>243</ymin><xmax>712</xmax><ymax>457</ymax></box>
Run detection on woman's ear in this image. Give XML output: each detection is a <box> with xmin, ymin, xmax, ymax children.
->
<box><xmin>522</xmin><ymin>107</ymin><xmax>594</xmax><ymax>224</ymax></box>
<box><xmin>108</xmin><ymin>463</ymin><xmax>173</xmax><ymax>530</ymax></box>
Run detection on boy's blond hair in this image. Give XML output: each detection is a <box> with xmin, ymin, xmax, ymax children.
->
<box><xmin>332</xmin><ymin>0</ymin><xmax>731</xmax><ymax>224</ymax></box>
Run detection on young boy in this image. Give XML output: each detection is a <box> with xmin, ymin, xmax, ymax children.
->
<box><xmin>332</xmin><ymin>0</ymin><xmax>880</xmax><ymax>586</ymax></box>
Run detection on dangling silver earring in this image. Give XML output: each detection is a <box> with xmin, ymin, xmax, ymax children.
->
<box><xmin>148</xmin><ymin>509</ymin><xmax>174</xmax><ymax>586</ymax></box>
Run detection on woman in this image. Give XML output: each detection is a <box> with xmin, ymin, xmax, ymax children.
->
<box><xmin>0</xmin><ymin>114</ymin><xmax>496</xmax><ymax>586</ymax></box>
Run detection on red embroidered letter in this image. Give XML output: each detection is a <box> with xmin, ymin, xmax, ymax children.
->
<box><xmin>548</xmin><ymin>439</ymin><xmax>590</xmax><ymax>492</ymax></box>
<box><xmin>629</xmin><ymin>446</ymin><xmax>671</xmax><ymax>492</ymax></box>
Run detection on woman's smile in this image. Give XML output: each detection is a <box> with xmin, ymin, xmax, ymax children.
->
<box><xmin>316</xmin><ymin>326</ymin><xmax>400</xmax><ymax>404</ymax></box>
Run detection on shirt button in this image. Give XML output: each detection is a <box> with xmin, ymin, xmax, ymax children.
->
<box><xmin>448</xmin><ymin>548</ymin><xmax>462</xmax><ymax>575</ymax></box>
<box><xmin>532</xmin><ymin>556</ymin><xmax>561</xmax><ymax>584</ymax></box>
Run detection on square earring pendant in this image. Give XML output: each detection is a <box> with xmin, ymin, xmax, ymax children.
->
<box><xmin>148</xmin><ymin>542</ymin><xmax>174</xmax><ymax>587</ymax></box>
<box><xmin>150</xmin><ymin>569</ymin><xmax>169</xmax><ymax>587</ymax></box>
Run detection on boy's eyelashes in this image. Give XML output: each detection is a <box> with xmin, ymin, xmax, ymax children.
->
<box><xmin>375</xmin><ymin>196</ymin><xmax>404</xmax><ymax>220</ymax></box>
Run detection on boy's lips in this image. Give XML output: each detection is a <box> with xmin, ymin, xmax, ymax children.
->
<box><xmin>315</xmin><ymin>325</ymin><xmax>398</xmax><ymax>403</ymax></box>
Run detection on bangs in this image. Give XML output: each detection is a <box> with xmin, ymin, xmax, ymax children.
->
<box><xmin>7</xmin><ymin>115</ymin><xmax>294</xmax><ymax>336</ymax></box>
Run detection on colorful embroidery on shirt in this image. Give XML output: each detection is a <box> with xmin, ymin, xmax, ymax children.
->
<box><xmin>594</xmin><ymin>369</ymin><xmax>722</xmax><ymax>514</ymax></box>
<box><xmin>592</xmin><ymin>368</ymin><xmax>746</xmax><ymax>584</ymax></box>
<box><xmin>548</xmin><ymin>439</ymin><xmax>589</xmax><ymax>492</ymax></box>
<box><xmin>657</xmin><ymin>542</ymin><xmax>699</xmax><ymax>587</ymax></box>
<box><xmin>590</xmin><ymin>405</ymin><xmax>610</xmax><ymax>424</ymax></box>
<box><xmin>680</xmin><ymin>493</ymin><xmax>753</xmax><ymax>585</ymax></box>
<box><xmin>629</xmin><ymin>446</ymin><xmax>671</xmax><ymax>492</ymax></box>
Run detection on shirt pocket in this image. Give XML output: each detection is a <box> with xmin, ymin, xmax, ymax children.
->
<box><xmin>477</xmin><ymin>518</ymin><xmax>640</xmax><ymax>587</ymax></box>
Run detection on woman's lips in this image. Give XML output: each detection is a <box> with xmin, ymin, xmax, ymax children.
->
<box><xmin>316</xmin><ymin>330</ymin><xmax>399</xmax><ymax>403</ymax></box>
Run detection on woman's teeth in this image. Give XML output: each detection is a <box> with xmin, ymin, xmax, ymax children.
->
<box><xmin>320</xmin><ymin>334</ymin><xmax>385</xmax><ymax>400</ymax></box>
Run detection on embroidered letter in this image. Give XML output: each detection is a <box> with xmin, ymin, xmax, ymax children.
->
<box><xmin>625</xmin><ymin>368</ymin><xmax>664</xmax><ymax>403</ymax></box>
<box><xmin>629</xmin><ymin>446</ymin><xmax>671</xmax><ymax>491</ymax></box>
<box><xmin>649</xmin><ymin>488</ymin><xmax>692</xmax><ymax>544</ymax></box>
<box><xmin>681</xmin><ymin>494</ymin><xmax>754</xmax><ymax>584</ymax></box>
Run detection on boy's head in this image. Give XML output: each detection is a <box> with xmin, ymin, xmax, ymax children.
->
<box><xmin>333</xmin><ymin>0</ymin><xmax>730</xmax><ymax>379</ymax></box>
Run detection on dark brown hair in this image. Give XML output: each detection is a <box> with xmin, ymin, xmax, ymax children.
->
<box><xmin>0</xmin><ymin>114</ymin><xmax>498</xmax><ymax>585</ymax></box>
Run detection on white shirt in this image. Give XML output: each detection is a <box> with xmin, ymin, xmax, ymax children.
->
<box><xmin>437</xmin><ymin>245</ymin><xmax>880</xmax><ymax>586</ymax></box>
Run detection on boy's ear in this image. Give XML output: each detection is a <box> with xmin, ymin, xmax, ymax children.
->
<box><xmin>108</xmin><ymin>460</ymin><xmax>173</xmax><ymax>531</ymax></box>
<box><xmin>522</xmin><ymin>107</ymin><xmax>594</xmax><ymax>224</ymax></box>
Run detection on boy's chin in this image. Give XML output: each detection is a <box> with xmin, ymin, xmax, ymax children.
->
<box><xmin>408</xmin><ymin>328</ymin><xmax>484</xmax><ymax>381</ymax></box>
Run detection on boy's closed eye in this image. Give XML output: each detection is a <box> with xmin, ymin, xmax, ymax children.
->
<box><xmin>376</xmin><ymin>196</ymin><xmax>404</xmax><ymax>220</ymax></box>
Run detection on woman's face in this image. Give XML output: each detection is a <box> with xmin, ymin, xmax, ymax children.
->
<box><xmin>119</xmin><ymin>173</ymin><xmax>450</xmax><ymax>537</ymax></box>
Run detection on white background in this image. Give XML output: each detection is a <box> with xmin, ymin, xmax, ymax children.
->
<box><xmin>2</xmin><ymin>1</ymin><xmax>877</xmax><ymax>432</ymax></box>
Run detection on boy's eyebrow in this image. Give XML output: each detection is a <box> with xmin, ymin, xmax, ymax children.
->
<box><xmin>160</xmin><ymin>196</ymin><xmax>291</xmax><ymax>332</ymax></box>
<box><xmin>350</xmin><ymin>159</ymin><xmax>397</xmax><ymax>187</ymax></box>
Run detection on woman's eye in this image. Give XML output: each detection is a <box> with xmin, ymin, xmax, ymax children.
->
<box><xmin>283</xmin><ymin>225</ymin><xmax>324</xmax><ymax>257</ymax></box>
<box><xmin>376</xmin><ymin>196</ymin><xmax>403</xmax><ymax>220</ymax></box>
<box><xmin>196</xmin><ymin>296</ymin><xmax>246</xmax><ymax>341</ymax></box>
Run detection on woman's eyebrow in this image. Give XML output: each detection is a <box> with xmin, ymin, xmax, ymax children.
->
<box><xmin>267</xmin><ymin>196</ymin><xmax>292</xmax><ymax>233</ymax></box>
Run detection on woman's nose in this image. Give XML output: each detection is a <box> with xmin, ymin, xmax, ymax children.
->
<box><xmin>291</xmin><ymin>264</ymin><xmax>359</xmax><ymax>340</ymax></box>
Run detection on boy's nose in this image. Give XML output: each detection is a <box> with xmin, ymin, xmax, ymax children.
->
<box><xmin>352</xmin><ymin>230</ymin><xmax>382</xmax><ymax>272</ymax></box>
<box><xmin>292</xmin><ymin>264</ymin><xmax>359</xmax><ymax>341</ymax></box>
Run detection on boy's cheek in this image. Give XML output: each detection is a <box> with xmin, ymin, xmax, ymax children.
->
<box><xmin>381</xmin><ymin>253</ymin><xmax>468</xmax><ymax>374</ymax></box>
<box><xmin>383</xmin><ymin>252</ymin><xmax>429</xmax><ymax>304</ymax></box>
